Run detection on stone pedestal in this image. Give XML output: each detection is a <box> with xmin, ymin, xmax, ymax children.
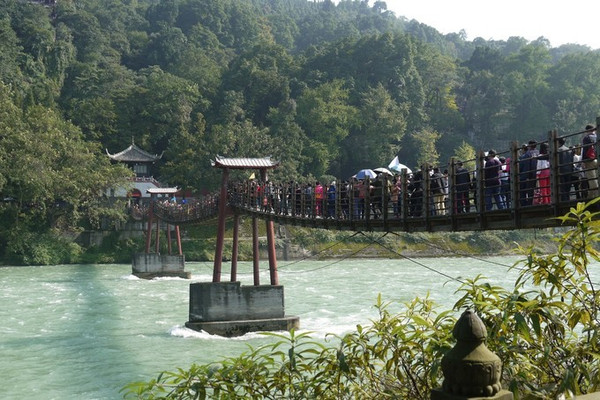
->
<box><xmin>132</xmin><ymin>253</ymin><xmax>191</xmax><ymax>279</ymax></box>
<box><xmin>431</xmin><ymin>388</ymin><xmax>513</xmax><ymax>400</ymax></box>
<box><xmin>431</xmin><ymin>309</ymin><xmax>513</xmax><ymax>400</ymax></box>
<box><xmin>185</xmin><ymin>282</ymin><xmax>300</xmax><ymax>337</ymax></box>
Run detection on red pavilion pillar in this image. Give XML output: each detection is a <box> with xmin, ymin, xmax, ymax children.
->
<box><xmin>213</xmin><ymin>168</ymin><xmax>229</xmax><ymax>282</ymax></box>
<box><xmin>230</xmin><ymin>214</ymin><xmax>240</xmax><ymax>282</ymax></box>
<box><xmin>252</xmin><ymin>217</ymin><xmax>260</xmax><ymax>286</ymax></box>
<box><xmin>260</xmin><ymin>169</ymin><xmax>279</xmax><ymax>285</ymax></box>
<box><xmin>175</xmin><ymin>225</ymin><xmax>182</xmax><ymax>255</ymax></box>
<box><xmin>145</xmin><ymin>195</ymin><xmax>154</xmax><ymax>253</ymax></box>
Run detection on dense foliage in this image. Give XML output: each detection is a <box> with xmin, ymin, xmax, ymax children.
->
<box><xmin>122</xmin><ymin>201</ymin><xmax>600</xmax><ymax>399</ymax></box>
<box><xmin>1</xmin><ymin>0</ymin><xmax>600</xmax><ymax>263</ymax></box>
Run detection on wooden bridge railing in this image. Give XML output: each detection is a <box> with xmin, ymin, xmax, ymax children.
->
<box><xmin>147</xmin><ymin>196</ymin><xmax>220</xmax><ymax>224</ymax></box>
<box><xmin>226</xmin><ymin>128</ymin><xmax>600</xmax><ymax>232</ymax></box>
<box><xmin>135</xmin><ymin>123</ymin><xmax>600</xmax><ymax>233</ymax></box>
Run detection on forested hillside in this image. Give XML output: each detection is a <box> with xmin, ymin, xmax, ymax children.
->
<box><xmin>1</xmin><ymin>0</ymin><xmax>599</xmax><ymax>263</ymax></box>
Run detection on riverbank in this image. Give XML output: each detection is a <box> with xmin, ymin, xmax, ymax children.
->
<box><xmin>165</xmin><ymin>220</ymin><xmax>562</xmax><ymax>262</ymax></box>
<box><xmin>0</xmin><ymin>217</ymin><xmax>563</xmax><ymax>266</ymax></box>
<box><xmin>277</xmin><ymin>225</ymin><xmax>561</xmax><ymax>260</ymax></box>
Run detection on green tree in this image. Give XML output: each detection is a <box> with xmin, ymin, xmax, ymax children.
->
<box><xmin>0</xmin><ymin>83</ymin><xmax>131</xmax><ymax>262</ymax></box>
<box><xmin>502</xmin><ymin>44</ymin><xmax>552</xmax><ymax>140</ymax></box>
<box><xmin>220</xmin><ymin>41</ymin><xmax>296</xmax><ymax>125</ymax></box>
<box><xmin>0</xmin><ymin>16</ymin><xmax>23</xmax><ymax>89</ymax></box>
<box><xmin>457</xmin><ymin>69</ymin><xmax>506</xmax><ymax>141</ymax></box>
<box><xmin>266</xmin><ymin>13</ymin><xmax>298</xmax><ymax>49</ymax></box>
<box><xmin>454</xmin><ymin>200</ymin><xmax>600</xmax><ymax>397</ymax></box>
<box><xmin>13</xmin><ymin>6</ymin><xmax>55</xmax><ymax>63</ymax></box>
<box><xmin>60</xmin><ymin>61</ymin><xmax>136</xmax><ymax>145</ymax></box>
<box><xmin>161</xmin><ymin>113</ymin><xmax>213</xmax><ymax>191</ymax></box>
<box><xmin>169</xmin><ymin>23</ymin><xmax>232</xmax><ymax>106</ymax></box>
<box><xmin>146</xmin><ymin>0</ymin><xmax>179</xmax><ymax>31</ymax></box>
<box><xmin>144</xmin><ymin>25</ymin><xmax>188</xmax><ymax>69</ymax></box>
<box><xmin>414</xmin><ymin>41</ymin><xmax>463</xmax><ymax>132</ymax></box>
<box><xmin>453</xmin><ymin>140</ymin><xmax>476</xmax><ymax>170</ymax></box>
<box><xmin>46</xmin><ymin>23</ymin><xmax>77</xmax><ymax>88</ymax></box>
<box><xmin>410</xmin><ymin>127</ymin><xmax>441</xmax><ymax>167</ymax></box>
<box><xmin>548</xmin><ymin>52</ymin><xmax>600</xmax><ymax>134</ymax></box>
<box><xmin>296</xmin><ymin>79</ymin><xmax>358</xmax><ymax>177</ymax></box>
<box><xmin>266</xmin><ymin>99</ymin><xmax>308</xmax><ymax>180</ymax></box>
<box><xmin>116</xmin><ymin>66</ymin><xmax>199</xmax><ymax>154</ymax></box>
<box><xmin>56</xmin><ymin>8</ymin><xmax>106</xmax><ymax>62</ymax></box>
<box><xmin>342</xmin><ymin>83</ymin><xmax>407</xmax><ymax>173</ymax></box>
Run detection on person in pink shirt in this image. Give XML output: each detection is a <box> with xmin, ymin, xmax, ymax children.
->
<box><xmin>314</xmin><ymin>181</ymin><xmax>324</xmax><ymax>216</ymax></box>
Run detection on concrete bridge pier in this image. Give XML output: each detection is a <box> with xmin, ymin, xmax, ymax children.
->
<box><xmin>185</xmin><ymin>281</ymin><xmax>299</xmax><ymax>337</ymax></box>
<box><xmin>132</xmin><ymin>252</ymin><xmax>190</xmax><ymax>279</ymax></box>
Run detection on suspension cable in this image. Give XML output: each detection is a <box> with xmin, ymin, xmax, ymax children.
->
<box><xmin>357</xmin><ymin>231</ymin><xmax>465</xmax><ymax>284</ymax></box>
<box><xmin>278</xmin><ymin>231</ymin><xmax>362</xmax><ymax>270</ymax></box>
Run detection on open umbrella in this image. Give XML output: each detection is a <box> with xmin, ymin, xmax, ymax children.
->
<box><xmin>388</xmin><ymin>156</ymin><xmax>412</xmax><ymax>174</ymax></box>
<box><xmin>374</xmin><ymin>167</ymin><xmax>393</xmax><ymax>176</ymax></box>
<box><xmin>354</xmin><ymin>169</ymin><xmax>377</xmax><ymax>179</ymax></box>
<box><xmin>389</xmin><ymin>163</ymin><xmax>412</xmax><ymax>174</ymax></box>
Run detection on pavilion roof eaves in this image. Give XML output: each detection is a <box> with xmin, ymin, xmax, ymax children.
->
<box><xmin>106</xmin><ymin>143</ymin><xmax>163</xmax><ymax>163</ymax></box>
<box><xmin>211</xmin><ymin>155</ymin><xmax>279</xmax><ymax>170</ymax></box>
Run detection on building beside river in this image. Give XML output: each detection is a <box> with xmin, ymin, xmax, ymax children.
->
<box><xmin>106</xmin><ymin>140</ymin><xmax>164</xmax><ymax>205</ymax></box>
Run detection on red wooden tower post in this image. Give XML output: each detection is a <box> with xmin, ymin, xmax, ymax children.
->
<box><xmin>211</xmin><ymin>156</ymin><xmax>280</xmax><ymax>285</ymax></box>
<box><xmin>187</xmin><ymin>156</ymin><xmax>299</xmax><ymax>337</ymax></box>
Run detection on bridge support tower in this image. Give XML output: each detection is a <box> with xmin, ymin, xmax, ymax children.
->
<box><xmin>132</xmin><ymin>187</ymin><xmax>190</xmax><ymax>279</ymax></box>
<box><xmin>186</xmin><ymin>156</ymin><xmax>299</xmax><ymax>337</ymax></box>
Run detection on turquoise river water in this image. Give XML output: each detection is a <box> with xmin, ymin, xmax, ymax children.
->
<box><xmin>1</xmin><ymin>255</ymin><xmax>552</xmax><ymax>399</ymax></box>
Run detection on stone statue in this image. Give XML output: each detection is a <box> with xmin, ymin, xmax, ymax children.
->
<box><xmin>431</xmin><ymin>309</ymin><xmax>513</xmax><ymax>400</ymax></box>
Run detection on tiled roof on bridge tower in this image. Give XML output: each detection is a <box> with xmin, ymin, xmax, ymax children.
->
<box><xmin>211</xmin><ymin>155</ymin><xmax>279</xmax><ymax>170</ymax></box>
<box><xmin>106</xmin><ymin>140</ymin><xmax>163</xmax><ymax>163</ymax></box>
<box><xmin>147</xmin><ymin>187</ymin><xmax>179</xmax><ymax>195</ymax></box>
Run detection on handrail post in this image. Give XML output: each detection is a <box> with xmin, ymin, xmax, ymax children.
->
<box><xmin>292</xmin><ymin>182</ymin><xmax>297</xmax><ymax>217</ymax></box>
<box><xmin>449</xmin><ymin>157</ymin><xmax>457</xmax><ymax>230</ymax></box>
<box><xmin>510</xmin><ymin>142</ymin><xmax>520</xmax><ymax>228</ymax></box>
<box><xmin>334</xmin><ymin>179</ymin><xmax>340</xmax><ymax>220</ymax></box>
<box><xmin>349</xmin><ymin>180</ymin><xmax>355</xmax><ymax>222</ymax></box>
<box><xmin>448</xmin><ymin>157</ymin><xmax>457</xmax><ymax>217</ymax></box>
<box><xmin>213</xmin><ymin>168</ymin><xmax>229</xmax><ymax>283</ymax></box>
<box><xmin>596</xmin><ymin>116</ymin><xmax>600</xmax><ymax>194</ymax></box>
<box><xmin>423</xmin><ymin>164</ymin><xmax>431</xmax><ymax>228</ymax></box>
<box><xmin>382</xmin><ymin>174</ymin><xmax>389</xmax><ymax>229</ymax></box>
<box><xmin>549</xmin><ymin>130</ymin><xmax>560</xmax><ymax>211</ymax></box>
<box><xmin>301</xmin><ymin>184</ymin><xmax>305</xmax><ymax>217</ymax></box>
<box><xmin>311</xmin><ymin>183</ymin><xmax>316</xmax><ymax>220</ymax></box>
<box><xmin>365</xmin><ymin>177</ymin><xmax>371</xmax><ymax>227</ymax></box>
<box><xmin>401</xmin><ymin>170</ymin><xmax>409</xmax><ymax>227</ymax></box>
<box><xmin>476</xmin><ymin>151</ymin><xmax>485</xmax><ymax>227</ymax></box>
<box><xmin>145</xmin><ymin>193</ymin><xmax>154</xmax><ymax>253</ymax></box>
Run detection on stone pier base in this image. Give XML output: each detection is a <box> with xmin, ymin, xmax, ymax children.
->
<box><xmin>185</xmin><ymin>281</ymin><xmax>300</xmax><ymax>337</ymax></box>
<box><xmin>132</xmin><ymin>253</ymin><xmax>191</xmax><ymax>279</ymax></box>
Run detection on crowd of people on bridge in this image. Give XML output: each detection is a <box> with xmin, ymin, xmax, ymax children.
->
<box><xmin>129</xmin><ymin>193</ymin><xmax>220</xmax><ymax>223</ymax></box>
<box><xmin>228</xmin><ymin>124</ymin><xmax>599</xmax><ymax>221</ymax></box>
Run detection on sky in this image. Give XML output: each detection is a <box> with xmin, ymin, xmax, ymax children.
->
<box><xmin>384</xmin><ymin>0</ymin><xmax>600</xmax><ymax>49</ymax></box>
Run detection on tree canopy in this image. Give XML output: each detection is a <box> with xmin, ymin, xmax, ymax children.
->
<box><xmin>1</xmin><ymin>0</ymin><xmax>599</xmax><ymax>261</ymax></box>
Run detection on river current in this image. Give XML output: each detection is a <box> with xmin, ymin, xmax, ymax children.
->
<box><xmin>1</xmin><ymin>256</ymin><xmax>533</xmax><ymax>399</ymax></box>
